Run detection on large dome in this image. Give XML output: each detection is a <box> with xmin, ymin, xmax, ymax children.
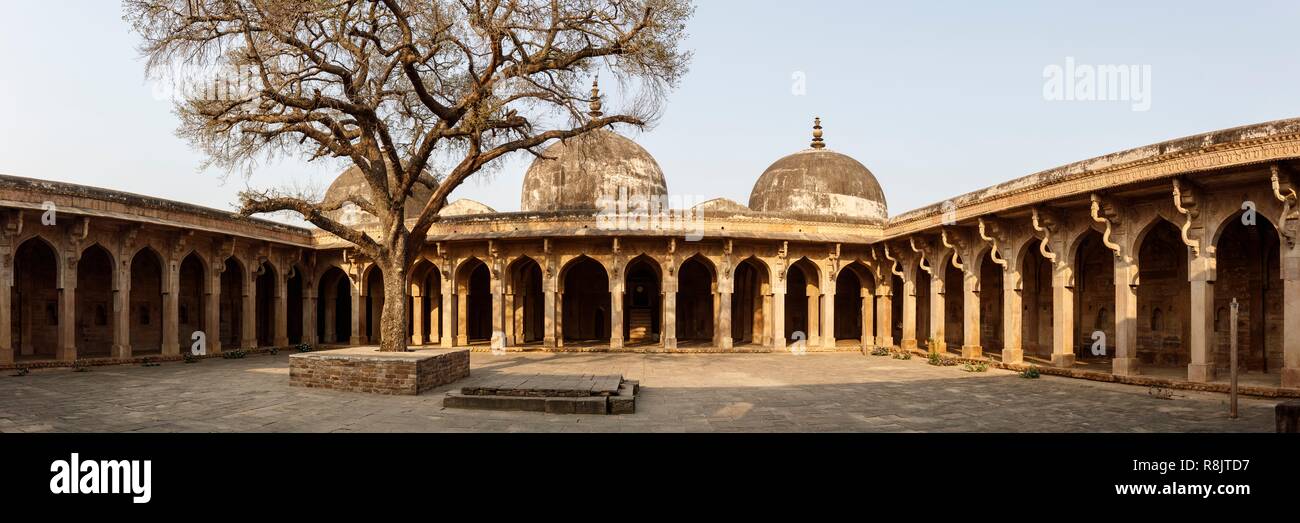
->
<box><xmin>521</xmin><ymin>129</ymin><xmax>667</xmax><ymax>212</ymax></box>
<box><xmin>322</xmin><ymin>164</ymin><xmax>434</xmax><ymax>225</ymax></box>
<box><xmin>748</xmin><ymin>118</ymin><xmax>887</xmax><ymax>224</ymax></box>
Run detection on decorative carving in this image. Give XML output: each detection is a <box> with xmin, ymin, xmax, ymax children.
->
<box><xmin>977</xmin><ymin>218</ymin><xmax>1008</xmax><ymax>268</ymax></box>
<box><xmin>1271</xmin><ymin>164</ymin><xmax>1298</xmax><ymax>247</ymax></box>
<box><xmin>1089</xmin><ymin>193</ymin><xmax>1123</xmax><ymax>256</ymax></box>
<box><xmin>909</xmin><ymin>236</ymin><xmax>931</xmax><ymax>274</ymax></box>
<box><xmin>1171</xmin><ymin>178</ymin><xmax>1204</xmax><ymax>257</ymax></box>
<box><xmin>1030</xmin><ymin>207</ymin><xmax>1058</xmax><ymax>263</ymax></box>
<box><xmin>882</xmin><ymin>243</ymin><xmax>903</xmax><ymax>277</ymax></box>
<box><xmin>940</xmin><ymin>228</ymin><xmax>963</xmax><ymax>270</ymax></box>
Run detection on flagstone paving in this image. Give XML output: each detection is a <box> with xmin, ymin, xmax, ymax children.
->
<box><xmin>0</xmin><ymin>352</ymin><xmax>1278</xmax><ymax>433</ymax></box>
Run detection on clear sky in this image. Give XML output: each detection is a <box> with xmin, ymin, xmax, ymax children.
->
<box><xmin>3</xmin><ymin>1</ymin><xmax>1299</xmax><ymax>225</ymax></box>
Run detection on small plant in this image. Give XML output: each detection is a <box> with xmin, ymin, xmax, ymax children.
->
<box><xmin>928</xmin><ymin>352</ymin><xmax>944</xmax><ymax>366</ymax></box>
<box><xmin>1020</xmin><ymin>367</ymin><xmax>1041</xmax><ymax>379</ymax></box>
<box><xmin>72</xmin><ymin>360</ymin><xmax>91</xmax><ymax>372</ymax></box>
<box><xmin>183</xmin><ymin>352</ymin><xmax>200</xmax><ymax>364</ymax></box>
<box><xmin>1148</xmin><ymin>387</ymin><xmax>1175</xmax><ymax>400</ymax></box>
<box><xmin>11</xmin><ymin>368</ymin><xmax>30</xmax><ymax>377</ymax></box>
<box><xmin>141</xmin><ymin>357</ymin><xmax>161</xmax><ymax>367</ymax></box>
<box><xmin>295</xmin><ymin>342</ymin><xmax>314</xmax><ymax>353</ymax></box>
<box><xmin>870</xmin><ymin>346</ymin><xmax>890</xmax><ymax>356</ymax></box>
<box><xmin>222</xmin><ymin>349</ymin><xmax>248</xmax><ymax>360</ymax></box>
<box><xmin>892</xmin><ymin>351</ymin><xmax>912</xmax><ymax>360</ymax></box>
<box><xmin>268</xmin><ymin>347</ymin><xmax>279</xmax><ymax>355</ymax></box>
<box><xmin>962</xmin><ymin>362</ymin><xmax>989</xmax><ymax>373</ymax></box>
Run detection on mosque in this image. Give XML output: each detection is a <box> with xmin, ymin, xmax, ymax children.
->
<box><xmin>1</xmin><ymin>101</ymin><xmax>1298</xmax><ymax>389</ymax></box>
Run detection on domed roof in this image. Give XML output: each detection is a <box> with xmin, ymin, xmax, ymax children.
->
<box><xmin>323</xmin><ymin>164</ymin><xmax>433</xmax><ymax>226</ymax></box>
<box><xmin>439</xmin><ymin>199</ymin><xmax>496</xmax><ymax>217</ymax></box>
<box><xmin>521</xmin><ymin>129</ymin><xmax>667</xmax><ymax>212</ymax></box>
<box><xmin>748</xmin><ymin>118</ymin><xmax>887</xmax><ymax>224</ymax></box>
<box><xmin>520</xmin><ymin>80</ymin><xmax>667</xmax><ymax>212</ymax></box>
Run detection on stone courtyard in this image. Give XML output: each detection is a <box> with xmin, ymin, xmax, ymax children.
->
<box><xmin>0</xmin><ymin>351</ymin><xmax>1275</xmax><ymax>433</ymax></box>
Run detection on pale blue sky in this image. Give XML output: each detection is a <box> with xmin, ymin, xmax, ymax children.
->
<box><xmin>3</xmin><ymin>1</ymin><xmax>1299</xmax><ymax>224</ymax></box>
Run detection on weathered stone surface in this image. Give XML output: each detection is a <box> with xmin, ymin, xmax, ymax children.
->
<box><xmin>289</xmin><ymin>347</ymin><xmax>469</xmax><ymax>396</ymax></box>
<box><xmin>1277</xmin><ymin>401</ymin><xmax>1300</xmax><ymax>433</ymax></box>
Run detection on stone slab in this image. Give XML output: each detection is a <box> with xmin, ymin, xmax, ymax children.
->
<box><xmin>289</xmin><ymin>347</ymin><xmax>470</xmax><ymax>396</ymax></box>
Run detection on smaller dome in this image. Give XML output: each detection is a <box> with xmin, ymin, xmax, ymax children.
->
<box><xmin>748</xmin><ymin>118</ymin><xmax>888</xmax><ymax>224</ymax></box>
<box><xmin>520</xmin><ymin>129</ymin><xmax>667</xmax><ymax>212</ymax></box>
<box><xmin>693</xmin><ymin>198</ymin><xmax>750</xmax><ymax>213</ymax></box>
<box><xmin>322</xmin><ymin>164</ymin><xmax>434</xmax><ymax>225</ymax></box>
<box><xmin>439</xmin><ymin>199</ymin><xmax>496</xmax><ymax>217</ymax></box>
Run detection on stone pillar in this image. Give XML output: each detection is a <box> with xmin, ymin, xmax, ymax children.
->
<box><xmin>1001</xmin><ymin>265</ymin><xmax>1023</xmax><ymax>364</ymax></box>
<box><xmin>929</xmin><ymin>273</ymin><xmax>945</xmax><ymax>354</ymax></box>
<box><xmin>162</xmin><ymin>258</ymin><xmax>180</xmax><ymax>357</ymax></box>
<box><xmin>542</xmin><ymin>275</ymin><xmax>557</xmax><ymax>349</ymax></box>
<box><xmin>610</xmin><ymin>279</ymin><xmax>624</xmax><ymax>349</ymax></box>
<box><xmin>273</xmin><ymin>270</ymin><xmax>288</xmax><ymax>348</ymax></box>
<box><xmin>772</xmin><ymin>284</ymin><xmax>786</xmax><ymax>350</ymax></box>
<box><xmin>411</xmin><ymin>288</ymin><xmax>425</xmax><ymax>345</ymax></box>
<box><xmin>113</xmin><ymin>263</ymin><xmax>131</xmax><ymax>359</ymax></box>
<box><xmin>1113</xmin><ymin>259</ymin><xmax>1140</xmax><ymax>376</ymax></box>
<box><xmin>761</xmin><ymin>293</ymin><xmax>773</xmax><ymax>346</ymax></box>
<box><xmin>662</xmin><ymin>277</ymin><xmax>677</xmax><ymax>349</ymax></box>
<box><xmin>302</xmin><ymin>284</ymin><xmax>317</xmax><ymax>346</ymax></box>
<box><xmin>1187</xmin><ymin>254</ymin><xmax>1216</xmax><ymax>382</ymax></box>
<box><xmin>242</xmin><ymin>271</ymin><xmax>257</xmax><ymax>349</ymax></box>
<box><xmin>962</xmin><ymin>267</ymin><xmax>981</xmax><ymax>359</ymax></box>
<box><xmin>1282</xmin><ymin>250</ymin><xmax>1300</xmax><ymax>388</ymax></box>
<box><xmin>876</xmin><ymin>287</ymin><xmax>893</xmax><ymax>347</ymax></box>
<box><xmin>901</xmin><ymin>276</ymin><xmax>917</xmax><ymax>350</ymax></box>
<box><xmin>861</xmin><ymin>287</ymin><xmax>874</xmax><ymax>348</ymax></box>
<box><xmin>57</xmin><ymin>263</ymin><xmax>76</xmax><ymax>362</ymax></box>
<box><xmin>350</xmin><ymin>279</ymin><xmax>363</xmax><ymax>346</ymax></box>
<box><xmin>430</xmin><ymin>289</ymin><xmax>441</xmax><ymax>347</ymax></box>
<box><xmin>0</xmin><ymin>243</ymin><xmax>12</xmax><ymax>365</ymax></box>
<box><xmin>206</xmin><ymin>267</ymin><xmax>221</xmax><ymax>355</ymax></box>
<box><xmin>1051</xmin><ymin>263</ymin><xmax>1075</xmax><ymax>368</ymax></box>
<box><xmin>821</xmin><ymin>280</ymin><xmax>835</xmax><ymax>349</ymax></box>
<box><xmin>491</xmin><ymin>273</ymin><xmax>505</xmax><ymax>350</ymax></box>
<box><xmin>456</xmin><ymin>291</ymin><xmax>469</xmax><ymax>346</ymax></box>
<box><xmin>717</xmin><ymin>285</ymin><xmax>733</xmax><ymax>349</ymax></box>
<box><xmin>506</xmin><ymin>292</ymin><xmax>518</xmax><ymax>346</ymax></box>
<box><xmin>806</xmin><ymin>286</ymin><xmax>821</xmax><ymax>346</ymax></box>
<box><xmin>440</xmin><ymin>276</ymin><xmax>455</xmax><ymax>348</ymax></box>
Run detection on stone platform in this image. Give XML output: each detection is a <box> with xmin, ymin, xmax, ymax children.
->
<box><xmin>289</xmin><ymin>347</ymin><xmax>470</xmax><ymax>395</ymax></box>
<box><xmin>444</xmin><ymin>374</ymin><xmax>638</xmax><ymax>415</ymax></box>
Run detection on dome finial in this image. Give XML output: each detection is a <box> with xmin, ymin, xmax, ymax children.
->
<box><xmin>589</xmin><ymin>78</ymin><xmax>604</xmax><ymax>119</ymax></box>
<box><xmin>810</xmin><ymin>117</ymin><xmax>826</xmax><ymax>149</ymax></box>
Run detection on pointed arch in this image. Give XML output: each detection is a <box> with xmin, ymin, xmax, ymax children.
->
<box><xmin>178</xmin><ymin>251</ymin><xmax>207</xmax><ymax>349</ymax></box>
<box><xmin>315</xmin><ymin>265</ymin><xmax>352</xmax><ymax>345</ymax></box>
<box><xmin>1134</xmin><ymin>218</ymin><xmax>1189</xmax><ymax>369</ymax></box>
<box><xmin>732</xmin><ymin>256</ymin><xmax>771</xmax><ymax>346</ymax></box>
<box><xmin>506</xmin><ymin>256</ymin><xmax>543</xmax><ymax>345</ymax></box>
<box><xmin>76</xmin><ymin>243</ymin><xmax>116</xmax><ymax>357</ymax></box>
<box><xmin>12</xmin><ymin>236</ymin><xmax>60</xmax><ymax>359</ymax></box>
<box><xmin>624</xmin><ymin>254</ymin><xmax>662</xmax><ymax>345</ymax></box>
<box><xmin>676</xmin><ymin>254</ymin><xmax>716</xmax><ymax>343</ymax></box>
<box><xmin>560</xmin><ymin>255</ymin><xmax>610</xmax><ymax>344</ymax></box>
<box><xmin>129</xmin><ymin>246</ymin><xmax>165</xmax><ymax>354</ymax></box>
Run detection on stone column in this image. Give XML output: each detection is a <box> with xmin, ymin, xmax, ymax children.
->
<box><xmin>506</xmin><ymin>292</ymin><xmax>518</xmax><ymax>346</ymax></box>
<box><xmin>350</xmin><ymin>279</ymin><xmax>363</xmax><ymax>346</ymax></box>
<box><xmin>542</xmin><ymin>274</ymin><xmax>557</xmax><ymax>349</ymax></box>
<box><xmin>1051</xmin><ymin>263</ymin><xmax>1075</xmax><ymax>368</ymax></box>
<box><xmin>929</xmin><ymin>273</ymin><xmax>945</xmax><ymax>354</ymax></box>
<box><xmin>57</xmin><ymin>261</ymin><xmax>76</xmax><ymax>362</ymax></box>
<box><xmin>717</xmin><ymin>283</ymin><xmax>733</xmax><ymax>350</ymax></box>
<box><xmin>273</xmin><ymin>270</ymin><xmax>288</xmax><ymax>348</ymax></box>
<box><xmin>491</xmin><ymin>274</ymin><xmax>505</xmax><ymax>350</ymax></box>
<box><xmin>1001</xmin><ymin>265</ymin><xmax>1023</xmax><ymax>364</ymax></box>
<box><xmin>1187</xmin><ymin>254</ymin><xmax>1216</xmax><ymax>382</ymax></box>
<box><xmin>241</xmin><ymin>271</ymin><xmax>257</xmax><ymax>349</ymax></box>
<box><xmin>302</xmin><ymin>284</ymin><xmax>317</xmax><ymax>346</ymax></box>
<box><xmin>862</xmin><ymin>287</ymin><xmax>874</xmax><ymax>348</ymax></box>
<box><xmin>962</xmin><ymin>267</ymin><xmax>982</xmax><ymax>359</ymax></box>
<box><xmin>901</xmin><ymin>276</ymin><xmax>917</xmax><ymax>350</ymax></box>
<box><xmin>1283</xmin><ymin>250</ymin><xmax>1300</xmax><ymax>388</ymax></box>
<box><xmin>162</xmin><ymin>257</ymin><xmax>180</xmax><ymax>357</ymax></box>
<box><xmin>821</xmin><ymin>279</ymin><xmax>836</xmax><ymax>349</ymax></box>
<box><xmin>761</xmin><ymin>293</ymin><xmax>773</xmax><ymax>346</ymax></box>
<box><xmin>206</xmin><ymin>267</ymin><xmax>221</xmax><ymax>355</ymax></box>
<box><xmin>441</xmin><ymin>276</ymin><xmax>455</xmax><ymax>348</ymax></box>
<box><xmin>876</xmin><ymin>287</ymin><xmax>893</xmax><ymax>347</ymax></box>
<box><xmin>410</xmin><ymin>287</ymin><xmax>425</xmax><ymax>345</ymax></box>
<box><xmin>1112</xmin><ymin>259</ymin><xmax>1140</xmax><ymax>375</ymax></box>
<box><xmin>610</xmin><ymin>279</ymin><xmax>624</xmax><ymax>349</ymax></box>
<box><xmin>772</xmin><ymin>283</ymin><xmax>786</xmax><ymax>350</ymax></box>
<box><xmin>113</xmin><ymin>263</ymin><xmax>131</xmax><ymax>359</ymax></box>
<box><xmin>456</xmin><ymin>291</ymin><xmax>469</xmax><ymax>346</ymax></box>
<box><xmin>0</xmin><ymin>242</ymin><xmax>12</xmax><ymax>365</ymax></box>
<box><xmin>806</xmin><ymin>286</ymin><xmax>821</xmax><ymax>346</ymax></box>
<box><xmin>661</xmin><ymin>276</ymin><xmax>677</xmax><ymax>349</ymax></box>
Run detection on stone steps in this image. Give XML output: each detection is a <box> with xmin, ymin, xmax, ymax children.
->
<box><xmin>444</xmin><ymin>375</ymin><xmax>638</xmax><ymax>415</ymax></box>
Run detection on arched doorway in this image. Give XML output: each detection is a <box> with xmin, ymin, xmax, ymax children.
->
<box><xmin>255</xmin><ymin>261</ymin><xmax>277</xmax><ymax>347</ymax></box>
<box><xmin>561</xmin><ymin>256</ymin><xmax>610</xmax><ymax>344</ymax></box>
<box><xmin>409</xmin><ymin>260</ymin><xmax>442</xmax><ymax>346</ymax></box>
<box><xmin>891</xmin><ymin>274</ymin><xmax>904</xmax><ymax>345</ymax></box>
<box><xmin>1021</xmin><ymin>240</ymin><xmax>1053</xmax><ymax>359</ymax></box>
<box><xmin>506</xmin><ymin>258</ymin><xmax>542</xmax><ymax>345</ymax></box>
<box><xmin>1135</xmin><ymin>220</ymin><xmax>1189</xmax><ymax>369</ymax></box>
<box><xmin>942</xmin><ymin>256</ymin><xmax>963</xmax><ymax>350</ymax></box>
<box><xmin>833</xmin><ymin>266</ymin><xmax>869</xmax><ymax>345</ymax></box>
<box><xmin>12</xmin><ymin>238</ymin><xmax>59</xmax><ymax>359</ymax></box>
<box><xmin>732</xmin><ymin>257</ymin><xmax>769</xmax><ymax>346</ymax></box>
<box><xmin>677</xmin><ymin>255</ymin><xmax>714</xmax><ymax>344</ymax></box>
<box><xmin>453</xmin><ymin>259</ymin><xmax>491</xmax><ymax>345</ymax></box>
<box><xmin>978</xmin><ymin>249</ymin><xmax>1004</xmax><ymax>354</ymax></box>
<box><xmin>316</xmin><ymin>267</ymin><xmax>352</xmax><ymax>345</ymax></box>
<box><xmin>1214</xmin><ymin>213</ymin><xmax>1282</xmax><ymax>376</ymax></box>
<box><xmin>76</xmin><ymin>245</ymin><xmax>115</xmax><ymax>357</ymax></box>
<box><xmin>178</xmin><ymin>253</ymin><xmax>206</xmax><ymax>350</ymax></box>
<box><xmin>287</xmin><ymin>265</ymin><xmax>303</xmax><ymax>345</ymax></box>
<box><xmin>130</xmin><ymin>248</ymin><xmax>164</xmax><ymax>354</ymax></box>
<box><xmin>785</xmin><ymin>258</ymin><xmax>820</xmax><ymax>344</ymax></box>
<box><xmin>1073</xmin><ymin>230</ymin><xmax>1114</xmax><ymax>364</ymax></box>
<box><xmin>624</xmin><ymin>255</ymin><xmax>661</xmax><ymax>345</ymax></box>
<box><xmin>914</xmin><ymin>265</ymin><xmax>931</xmax><ymax>350</ymax></box>
<box><xmin>219</xmin><ymin>257</ymin><xmax>244</xmax><ymax>350</ymax></box>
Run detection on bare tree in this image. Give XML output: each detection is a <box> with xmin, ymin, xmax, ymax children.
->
<box><xmin>125</xmin><ymin>0</ymin><xmax>693</xmax><ymax>351</ymax></box>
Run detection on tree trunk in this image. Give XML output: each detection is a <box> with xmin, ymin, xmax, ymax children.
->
<box><xmin>378</xmin><ymin>257</ymin><xmax>410</xmax><ymax>352</ymax></box>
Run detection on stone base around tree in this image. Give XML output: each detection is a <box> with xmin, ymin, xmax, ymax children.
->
<box><xmin>289</xmin><ymin>346</ymin><xmax>470</xmax><ymax>396</ymax></box>
<box><xmin>444</xmin><ymin>374</ymin><xmax>638</xmax><ymax>415</ymax></box>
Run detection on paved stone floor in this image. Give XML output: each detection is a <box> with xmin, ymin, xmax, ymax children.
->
<box><xmin>0</xmin><ymin>351</ymin><xmax>1278</xmax><ymax>432</ymax></box>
